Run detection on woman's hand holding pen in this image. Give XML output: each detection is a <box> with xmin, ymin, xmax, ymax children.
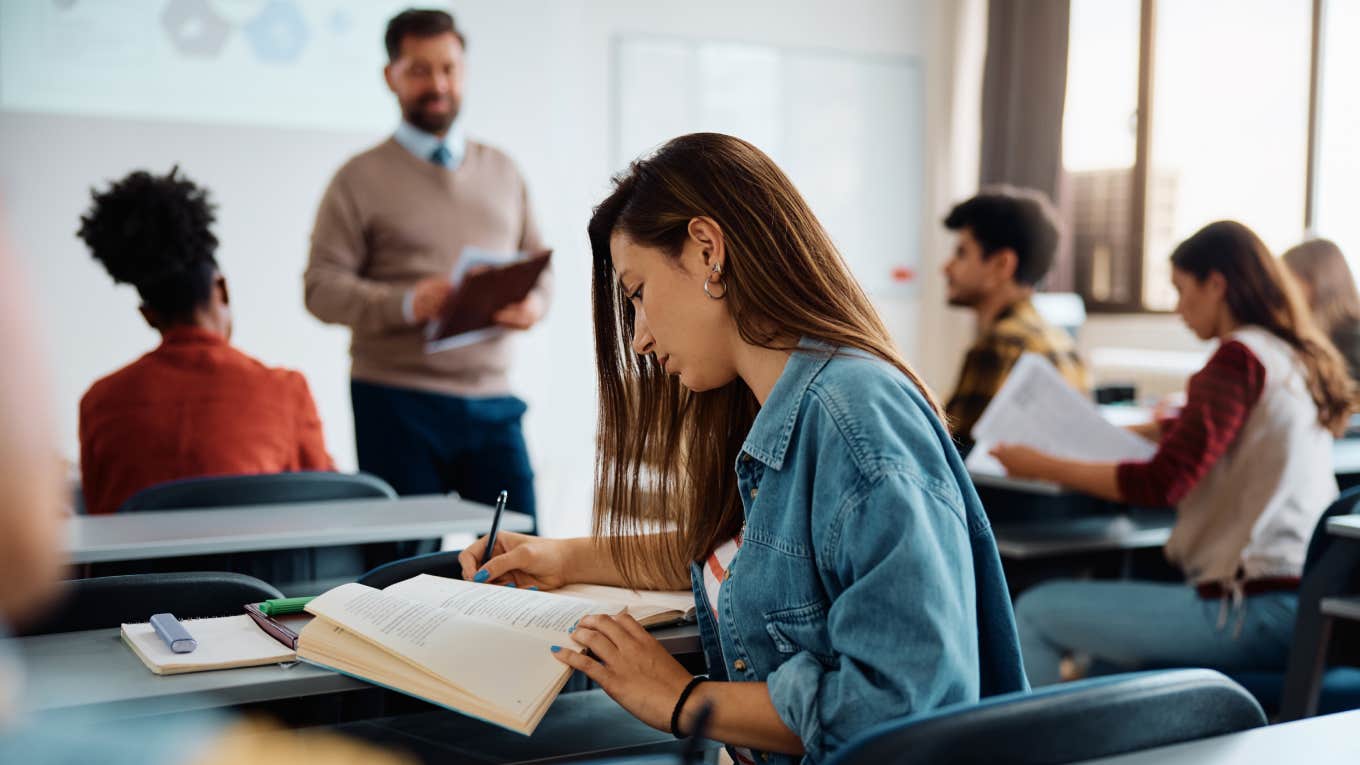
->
<box><xmin>458</xmin><ymin>531</ymin><xmax>574</xmax><ymax>590</ymax></box>
<box><xmin>551</xmin><ymin>613</ymin><xmax>694</xmax><ymax>732</ymax></box>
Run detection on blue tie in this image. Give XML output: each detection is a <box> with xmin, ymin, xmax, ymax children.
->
<box><xmin>430</xmin><ymin>144</ymin><xmax>453</xmax><ymax>167</ymax></box>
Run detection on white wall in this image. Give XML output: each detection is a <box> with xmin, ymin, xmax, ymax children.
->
<box><xmin>1</xmin><ymin>0</ymin><xmax>984</xmax><ymax>536</ymax></box>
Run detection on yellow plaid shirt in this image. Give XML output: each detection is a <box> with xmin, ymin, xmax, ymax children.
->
<box><xmin>945</xmin><ymin>299</ymin><xmax>1090</xmax><ymax>452</ymax></box>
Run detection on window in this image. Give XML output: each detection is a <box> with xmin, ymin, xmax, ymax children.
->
<box><xmin>1314</xmin><ymin>0</ymin><xmax>1360</xmax><ymax>269</ymax></box>
<box><xmin>1062</xmin><ymin>0</ymin><xmax>1341</xmax><ymax>311</ymax></box>
<box><xmin>1062</xmin><ymin>0</ymin><xmax>1140</xmax><ymax>306</ymax></box>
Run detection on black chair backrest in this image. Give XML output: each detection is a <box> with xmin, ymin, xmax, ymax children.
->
<box><xmin>118</xmin><ymin>471</ymin><xmax>396</xmax><ymax>512</ymax></box>
<box><xmin>18</xmin><ymin>572</ymin><xmax>283</xmax><ymax>636</ymax></box>
<box><xmin>824</xmin><ymin>669</ymin><xmax>1265</xmax><ymax>765</ymax></box>
<box><xmin>1302</xmin><ymin>485</ymin><xmax>1360</xmax><ymax>575</ymax></box>
<box><xmin>358</xmin><ymin>550</ymin><xmax>464</xmax><ymax>590</ymax></box>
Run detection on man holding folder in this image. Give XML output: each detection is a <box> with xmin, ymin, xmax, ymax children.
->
<box><xmin>304</xmin><ymin>9</ymin><xmax>548</xmax><ymax>526</ymax></box>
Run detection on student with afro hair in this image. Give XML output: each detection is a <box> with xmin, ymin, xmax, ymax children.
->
<box><xmin>76</xmin><ymin>167</ymin><xmax>334</xmax><ymax>515</ymax></box>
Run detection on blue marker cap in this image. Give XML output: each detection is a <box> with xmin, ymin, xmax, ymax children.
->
<box><xmin>149</xmin><ymin>613</ymin><xmax>197</xmax><ymax>653</ymax></box>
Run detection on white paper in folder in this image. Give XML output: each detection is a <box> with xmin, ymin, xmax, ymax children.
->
<box><xmin>964</xmin><ymin>353</ymin><xmax>1157</xmax><ymax>476</ymax></box>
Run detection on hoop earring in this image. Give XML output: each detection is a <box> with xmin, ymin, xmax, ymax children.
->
<box><xmin>704</xmin><ymin>264</ymin><xmax>727</xmax><ymax>300</ymax></box>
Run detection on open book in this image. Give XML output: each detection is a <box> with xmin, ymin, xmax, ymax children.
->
<box><xmin>552</xmin><ymin>583</ymin><xmax>695</xmax><ymax>627</ymax></box>
<box><xmin>298</xmin><ymin>575</ymin><xmax>644</xmax><ymax>735</ymax></box>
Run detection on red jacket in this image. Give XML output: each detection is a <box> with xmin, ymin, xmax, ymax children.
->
<box><xmin>79</xmin><ymin>327</ymin><xmax>335</xmax><ymax>515</ymax></box>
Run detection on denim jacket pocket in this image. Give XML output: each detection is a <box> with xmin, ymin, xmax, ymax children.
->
<box><xmin>764</xmin><ymin>600</ymin><xmax>835</xmax><ymax>665</ymax></box>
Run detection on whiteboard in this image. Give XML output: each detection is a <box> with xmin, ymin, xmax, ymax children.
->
<box><xmin>613</xmin><ymin>36</ymin><xmax>925</xmax><ymax>296</ymax></box>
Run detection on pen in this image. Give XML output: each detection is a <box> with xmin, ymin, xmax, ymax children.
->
<box><xmin>480</xmin><ymin>490</ymin><xmax>508</xmax><ymax>570</ymax></box>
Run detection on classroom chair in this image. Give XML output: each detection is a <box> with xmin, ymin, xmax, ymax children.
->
<box><xmin>821</xmin><ymin>669</ymin><xmax>1264</xmax><ymax>765</ymax></box>
<box><xmin>357</xmin><ymin>549</ymin><xmax>464</xmax><ymax>589</ymax></box>
<box><xmin>17</xmin><ymin>571</ymin><xmax>282</xmax><ymax>636</ymax></box>
<box><xmin>1232</xmin><ymin>486</ymin><xmax>1360</xmax><ymax>719</ymax></box>
<box><xmin>117</xmin><ymin>470</ymin><xmax>396</xmax><ymax>511</ymax></box>
<box><xmin>97</xmin><ymin>471</ymin><xmax>398</xmax><ymax>592</ymax></box>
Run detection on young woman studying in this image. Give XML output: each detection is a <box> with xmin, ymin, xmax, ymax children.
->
<box><xmin>1283</xmin><ymin>238</ymin><xmax>1360</xmax><ymax>382</ymax></box>
<box><xmin>457</xmin><ymin>133</ymin><xmax>1027</xmax><ymax>763</ymax></box>
<box><xmin>991</xmin><ymin>220</ymin><xmax>1357</xmax><ymax>685</ymax></box>
<box><xmin>76</xmin><ymin>168</ymin><xmax>334</xmax><ymax>515</ymax></box>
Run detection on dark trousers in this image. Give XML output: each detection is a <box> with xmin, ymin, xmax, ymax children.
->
<box><xmin>352</xmin><ymin>380</ymin><xmax>536</xmax><ymax>560</ymax></box>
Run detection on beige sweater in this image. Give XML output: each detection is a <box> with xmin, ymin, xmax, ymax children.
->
<box><xmin>304</xmin><ymin>137</ymin><xmax>547</xmax><ymax>397</ymax></box>
<box><xmin>1165</xmin><ymin>327</ymin><xmax>1337</xmax><ymax>585</ymax></box>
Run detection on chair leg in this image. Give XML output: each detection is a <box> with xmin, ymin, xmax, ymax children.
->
<box><xmin>1280</xmin><ymin>538</ymin><xmax>1360</xmax><ymax>720</ymax></box>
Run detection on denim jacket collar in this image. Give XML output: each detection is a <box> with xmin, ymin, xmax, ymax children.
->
<box><xmin>740</xmin><ymin>338</ymin><xmax>834</xmax><ymax>471</ymax></box>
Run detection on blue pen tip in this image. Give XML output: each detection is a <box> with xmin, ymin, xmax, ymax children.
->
<box><xmin>473</xmin><ymin>570</ymin><xmax>489</xmax><ymax>583</ymax></box>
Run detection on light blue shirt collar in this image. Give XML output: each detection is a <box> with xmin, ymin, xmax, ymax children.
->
<box><xmin>393</xmin><ymin>119</ymin><xmax>467</xmax><ymax>170</ymax></box>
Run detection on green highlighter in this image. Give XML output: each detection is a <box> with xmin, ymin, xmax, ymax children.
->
<box><xmin>259</xmin><ymin>596</ymin><xmax>315</xmax><ymax>617</ymax></box>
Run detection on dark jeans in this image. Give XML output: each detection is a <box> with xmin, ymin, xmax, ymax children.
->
<box><xmin>352</xmin><ymin>380</ymin><xmax>536</xmax><ymax>560</ymax></box>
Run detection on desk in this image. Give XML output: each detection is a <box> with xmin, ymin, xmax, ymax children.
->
<box><xmin>66</xmin><ymin>495</ymin><xmax>533</xmax><ymax>564</ymax></box>
<box><xmin>17</xmin><ymin>627</ymin><xmax>366</xmax><ymax>719</ymax></box>
<box><xmin>1071</xmin><ymin>709</ymin><xmax>1360</xmax><ymax>764</ymax></box>
<box><xmin>1334</xmin><ymin>439</ymin><xmax>1360</xmax><ymax>482</ymax></box>
<box><xmin>992</xmin><ymin>512</ymin><xmax>1173</xmax><ymax>561</ymax></box>
<box><xmin>1327</xmin><ymin>513</ymin><xmax>1360</xmax><ymax>540</ymax></box>
<box><xmin>974</xmin><ymin>438</ymin><xmax>1360</xmax><ymax>499</ymax></box>
<box><xmin>18</xmin><ymin>622</ymin><xmax>704</xmax><ymax>720</ymax></box>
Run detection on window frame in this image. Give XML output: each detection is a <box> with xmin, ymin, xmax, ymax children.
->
<box><xmin>1077</xmin><ymin>0</ymin><xmax>1326</xmax><ymax>314</ymax></box>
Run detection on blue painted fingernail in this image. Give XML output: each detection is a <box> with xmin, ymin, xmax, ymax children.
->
<box><xmin>504</xmin><ymin>582</ymin><xmax>517</xmax><ymax>588</ymax></box>
<box><xmin>550</xmin><ymin>645</ymin><xmax>561</xmax><ymax>653</ymax></box>
<box><xmin>473</xmin><ymin>570</ymin><xmax>489</xmax><ymax>583</ymax></box>
<box><xmin>528</xmin><ymin>586</ymin><xmax>539</xmax><ymax>591</ymax></box>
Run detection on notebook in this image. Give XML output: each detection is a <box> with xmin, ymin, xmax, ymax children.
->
<box><xmin>121</xmin><ymin>614</ymin><xmax>296</xmax><ymax>675</ymax></box>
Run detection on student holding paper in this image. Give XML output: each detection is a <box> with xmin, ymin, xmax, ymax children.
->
<box><xmin>940</xmin><ymin>188</ymin><xmax>1089</xmax><ymax>453</ymax></box>
<box><xmin>992</xmin><ymin>221</ymin><xmax>1357</xmax><ymax>685</ymax></box>
<box><xmin>304</xmin><ymin>9</ymin><xmax>547</xmax><ymax>521</ymax></box>
<box><xmin>460</xmin><ymin>133</ymin><xmax>1026</xmax><ymax>764</ymax></box>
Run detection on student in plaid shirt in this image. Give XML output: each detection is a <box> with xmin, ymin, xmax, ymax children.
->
<box><xmin>941</xmin><ymin>187</ymin><xmax>1090</xmax><ymax>454</ymax></box>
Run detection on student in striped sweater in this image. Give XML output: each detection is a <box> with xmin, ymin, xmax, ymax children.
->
<box><xmin>992</xmin><ymin>220</ymin><xmax>1358</xmax><ymax>685</ymax></box>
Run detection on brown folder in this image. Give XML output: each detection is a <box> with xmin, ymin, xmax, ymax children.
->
<box><xmin>428</xmin><ymin>249</ymin><xmax>552</xmax><ymax>343</ymax></box>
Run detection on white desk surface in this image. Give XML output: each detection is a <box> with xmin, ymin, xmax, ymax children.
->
<box><xmin>1334</xmin><ymin>438</ymin><xmax>1360</xmax><ymax>475</ymax></box>
<box><xmin>17</xmin><ymin>621</ymin><xmax>702</xmax><ymax>720</ymax></box>
<box><xmin>976</xmin><ymin>439</ymin><xmax>1360</xmax><ymax>499</ymax></box>
<box><xmin>1072</xmin><ymin>709</ymin><xmax>1360</xmax><ymax>764</ymax></box>
<box><xmin>1327</xmin><ymin>513</ymin><xmax>1360</xmax><ymax>541</ymax></box>
<box><xmin>66</xmin><ymin>494</ymin><xmax>533</xmax><ymax>564</ymax></box>
<box><xmin>17</xmin><ymin>626</ymin><xmax>365</xmax><ymax>719</ymax></box>
<box><xmin>968</xmin><ymin>470</ymin><xmax>1068</xmax><ymax>497</ymax></box>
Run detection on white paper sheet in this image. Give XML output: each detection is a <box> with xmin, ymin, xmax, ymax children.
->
<box><xmin>965</xmin><ymin>353</ymin><xmax>1158</xmax><ymax>476</ymax></box>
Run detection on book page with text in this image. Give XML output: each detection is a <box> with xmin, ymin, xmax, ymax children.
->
<box><xmin>553</xmin><ymin>583</ymin><xmax>696</xmax><ymax>620</ymax></box>
<box><xmin>383</xmin><ymin>575</ymin><xmax>618</xmax><ymax>641</ymax></box>
<box><xmin>305</xmin><ymin>583</ymin><xmax>570</xmax><ymax>716</ymax></box>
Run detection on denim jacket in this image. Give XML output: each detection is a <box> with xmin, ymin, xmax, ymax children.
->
<box><xmin>689</xmin><ymin>342</ymin><xmax>1027</xmax><ymax>764</ymax></box>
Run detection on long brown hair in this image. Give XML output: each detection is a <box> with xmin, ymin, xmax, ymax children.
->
<box><xmin>587</xmin><ymin>133</ymin><xmax>939</xmax><ymax>587</ymax></box>
<box><xmin>1170</xmin><ymin>221</ymin><xmax>1356</xmax><ymax>435</ymax></box>
<box><xmin>1282</xmin><ymin>239</ymin><xmax>1360</xmax><ymax>338</ymax></box>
